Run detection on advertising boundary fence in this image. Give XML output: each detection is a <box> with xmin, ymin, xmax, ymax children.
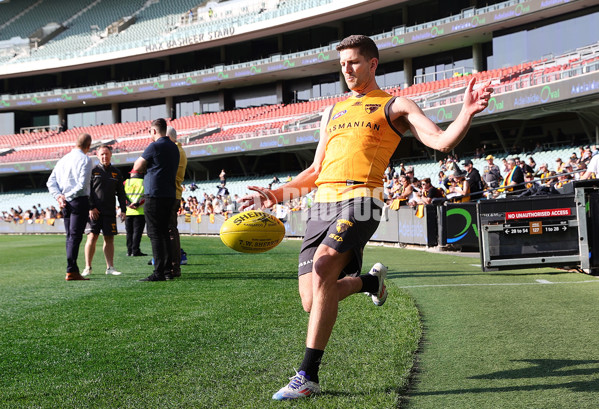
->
<box><xmin>0</xmin><ymin>206</ymin><xmax>438</xmax><ymax>247</ymax></box>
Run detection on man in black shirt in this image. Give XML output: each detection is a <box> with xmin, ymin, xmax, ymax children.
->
<box><xmin>419</xmin><ymin>178</ymin><xmax>445</xmax><ymax>204</ymax></box>
<box><xmin>464</xmin><ymin>159</ymin><xmax>484</xmax><ymax>200</ymax></box>
<box><xmin>133</xmin><ymin>118</ymin><xmax>180</xmax><ymax>282</ymax></box>
<box><xmin>82</xmin><ymin>145</ymin><xmax>127</xmax><ymax>277</ymax></box>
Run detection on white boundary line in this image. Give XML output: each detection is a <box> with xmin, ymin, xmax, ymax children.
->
<box><xmin>399</xmin><ymin>279</ymin><xmax>599</xmax><ymax>288</ymax></box>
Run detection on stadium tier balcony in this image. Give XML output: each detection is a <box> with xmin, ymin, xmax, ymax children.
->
<box><xmin>1</xmin><ymin>43</ymin><xmax>598</xmax><ymax>163</ymax></box>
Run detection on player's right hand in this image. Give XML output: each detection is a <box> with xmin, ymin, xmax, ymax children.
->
<box><xmin>89</xmin><ymin>208</ymin><xmax>100</xmax><ymax>221</ymax></box>
<box><xmin>57</xmin><ymin>195</ymin><xmax>67</xmax><ymax>209</ymax></box>
<box><xmin>238</xmin><ymin>186</ymin><xmax>278</xmax><ymax>211</ymax></box>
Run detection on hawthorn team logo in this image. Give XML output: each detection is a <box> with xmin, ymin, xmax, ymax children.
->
<box><xmin>365</xmin><ymin>104</ymin><xmax>380</xmax><ymax>114</ymax></box>
<box><xmin>336</xmin><ymin>219</ymin><xmax>354</xmax><ymax>233</ymax></box>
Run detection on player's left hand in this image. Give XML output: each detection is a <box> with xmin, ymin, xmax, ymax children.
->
<box><xmin>119</xmin><ymin>213</ymin><xmax>126</xmax><ymax>222</ymax></box>
<box><xmin>238</xmin><ymin>186</ymin><xmax>278</xmax><ymax>211</ymax></box>
<box><xmin>464</xmin><ymin>77</ymin><xmax>493</xmax><ymax>116</ymax></box>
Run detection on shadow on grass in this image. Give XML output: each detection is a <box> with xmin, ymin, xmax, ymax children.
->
<box><xmin>469</xmin><ymin>359</ymin><xmax>599</xmax><ymax>379</ymax></box>
<box><xmin>409</xmin><ymin>359</ymin><xmax>599</xmax><ymax>398</ymax></box>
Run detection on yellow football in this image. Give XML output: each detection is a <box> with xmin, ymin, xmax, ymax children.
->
<box><xmin>219</xmin><ymin>210</ymin><xmax>285</xmax><ymax>253</ymax></box>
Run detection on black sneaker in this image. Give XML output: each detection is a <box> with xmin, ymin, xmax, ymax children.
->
<box><xmin>165</xmin><ymin>271</ymin><xmax>181</xmax><ymax>280</ymax></box>
<box><xmin>133</xmin><ymin>252</ymin><xmax>147</xmax><ymax>257</ymax></box>
<box><xmin>139</xmin><ymin>273</ymin><xmax>166</xmax><ymax>282</ymax></box>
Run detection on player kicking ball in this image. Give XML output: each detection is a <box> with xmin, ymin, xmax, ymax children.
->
<box><xmin>239</xmin><ymin>34</ymin><xmax>493</xmax><ymax>400</ymax></box>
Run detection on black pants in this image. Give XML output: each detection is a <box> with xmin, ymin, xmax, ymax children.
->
<box><xmin>167</xmin><ymin>199</ymin><xmax>181</xmax><ymax>274</ymax></box>
<box><xmin>63</xmin><ymin>196</ymin><xmax>89</xmax><ymax>273</ymax></box>
<box><xmin>144</xmin><ymin>196</ymin><xmax>176</xmax><ymax>277</ymax></box>
<box><xmin>126</xmin><ymin>215</ymin><xmax>145</xmax><ymax>255</ymax></box>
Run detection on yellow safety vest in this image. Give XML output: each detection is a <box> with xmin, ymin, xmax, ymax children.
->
<box><xmin>124</xmin><ymin>177</ymin><xmax>144</xmax><ymax>216</ymax></box>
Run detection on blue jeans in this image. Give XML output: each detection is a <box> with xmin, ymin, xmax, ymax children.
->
<box><xmin>63</xmin><ymin>196</ymin><xmax>89</xmax><ymax>273</ymax></box>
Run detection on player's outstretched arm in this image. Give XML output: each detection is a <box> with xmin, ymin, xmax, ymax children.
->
<box><xmin>238</xmin><ymin>106</ymin><xmax>332</xmax><ymax>211</ymax></box>
<box><xmin>394</xmin><ymin>77</ymin><xmax>493</xmax><ymax>153</ymax></box>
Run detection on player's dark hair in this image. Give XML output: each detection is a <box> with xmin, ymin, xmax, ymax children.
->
<box><xmin>336</xmin><ymin>35</ymin><xmax>379</xmax><ymax>61</ymax></box>
<box><xmin>151</xmin><ymin>118</ymin><xmax>167</xmax><ymax>135</ymax></box>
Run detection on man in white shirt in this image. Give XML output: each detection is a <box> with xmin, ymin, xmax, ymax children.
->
<box><xmin>47</xmin><ymin>133</ymin><xmax>93</xmax><ymax>281</ymax></box>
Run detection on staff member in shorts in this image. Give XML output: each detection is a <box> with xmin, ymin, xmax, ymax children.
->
<box><xmin>239</xmin><ymin>34</ymin><xmax>493</xmax><ymax>400</ymax></box>
<box><xmin>82</xmin><ymin>144</ymin><xmax>127</xmax><ymax>276</ymax></box>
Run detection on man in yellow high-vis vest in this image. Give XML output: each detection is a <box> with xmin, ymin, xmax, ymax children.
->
<box><xmin>124</xmin><ymin>170</ymin><xmax>146</xmax><ymax>257</ymax></box>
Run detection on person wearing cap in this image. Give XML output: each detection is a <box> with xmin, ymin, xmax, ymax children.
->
<box><xmin>517</xmin><ymin>172</ymin><xmax>555</xmax><ymax>197</ymax></box>
<box><xmin>555</xmin><ymin>158</ymin><xmax>565</xmax><ymax>173</ymax></box>
<box><xmin>536</xmin><ymin>163</ymin><xmax>551</xmax><ymax>180</ymax></box>
<box><xmin>445</xmin><ymin>157</ymin><xmax>461</xmax><ymax>173</ymax></box>
<box><xmin>514</xmin><ymin>157</ymin><xmax>533</xmax><ymax>175</ymax></box>
<box><xmin>555</xmin><ymin>171</ymin><xmax>573</xmax><ymax>189</ymax></box>
<box><xmin>124</xmin><ymin>170</ymin><xmax>146</xmax><ymax>257</ymax></box>
<box><xmin>405</xmin><ymin>166</ymin><xmax>415</xmax><ymax>182</ymax></box>
<box><xmin>575</xmin><ymin>161</ymin><xmax>587</xmax><ymax>180</ymax></box>
<box><xmin>464</xmin><ymin>159</ymin><xmax>484</xmax><ymax>200</ymax></box>
<box><xmin>447</xmin><ymin>169</ymin><xmax>470</xmax><ymax>202</ymax></box>
<box><xmin>483</xmin><ymin>155</ymin><xmax>502</xmax><ymax>189</ymax></box>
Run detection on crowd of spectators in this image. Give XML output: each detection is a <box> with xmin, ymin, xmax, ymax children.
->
<box><xmin>4</xmin><ymin>144</ymin><xmax>599</xmax><ymax>223</ymax></box>
<box><xmin>1</xmin><ymin>204</ymin><xmax>61</xmax><ymax>224</ymax></box>
<box><xmin>177</xmin><ymin>175</ymin><xmax>314</xmax><ymax>222</ymax></box>
<box><xmin>383</xmin><ymin>144</ymin><xmax>599</xmax><ymax>209</ymax></box>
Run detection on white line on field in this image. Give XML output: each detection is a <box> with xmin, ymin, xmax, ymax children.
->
<box><xmin>536</xmin><ymin>279</ymin><xmax>552</xmax><ymax>284</ymax></box>
<box><xmin>399</xmin><ymin>279</ymin><xmax>599</xmax><ymax>288</ymax></box>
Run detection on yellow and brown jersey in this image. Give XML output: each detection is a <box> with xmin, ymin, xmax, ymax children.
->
<box><xmin>315</xmin><ymin>89</ymin><xmax>402</xmax><ymax>202</ymax></box>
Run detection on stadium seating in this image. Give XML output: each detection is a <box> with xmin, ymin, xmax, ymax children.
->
<box><xmin>0</xmin><ymin>0</ymin><xmax>96</xmax><ymax>42</ymax></box>
<box><xmin>22</xmin><ymin>0</ymin><xmax>148</xmax><ymax>61</ymax></box>
<box><xmin>1</xmin><ymin>42</ymin><xmax>598</xmax><ymax>163</ymax></box>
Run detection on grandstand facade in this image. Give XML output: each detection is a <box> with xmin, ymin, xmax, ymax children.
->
<box><xmin>0</xmin><ymin>0</ymin><xmax>598</xmax><ymax>196</ymax></box>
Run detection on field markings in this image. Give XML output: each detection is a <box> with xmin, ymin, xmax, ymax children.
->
<box><xmin>399</xmin><ymin>279</ymin><xmax>599</xmax><ymax>289</ymax></box>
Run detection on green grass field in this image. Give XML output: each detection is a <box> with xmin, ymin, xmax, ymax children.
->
<box><xmin>1</xmin><ymin>234</ymin><xmax>599</xmax><ymax>408</ymax></box>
